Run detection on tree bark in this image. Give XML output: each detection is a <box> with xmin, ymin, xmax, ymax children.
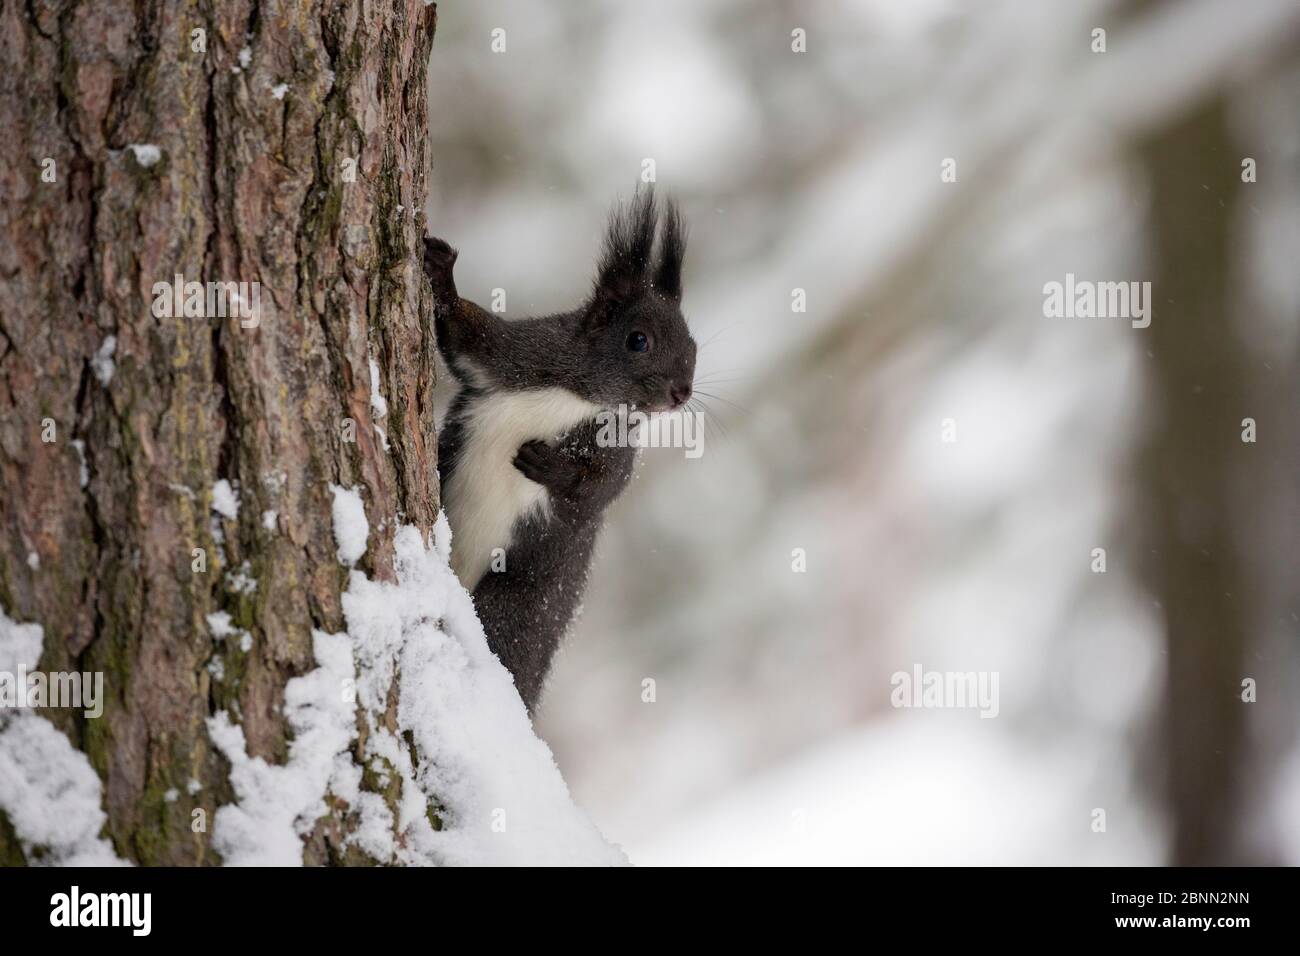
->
<box><xmin>0</xmin><ymin>0</ymin><xmax>440</xmax><ymax>865</ymax></box>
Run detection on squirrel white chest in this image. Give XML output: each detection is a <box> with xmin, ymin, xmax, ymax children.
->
<box><xmin>442</xmin><ymin>387</ymin><xmax>601</xmax><ymax>590</ymax></box>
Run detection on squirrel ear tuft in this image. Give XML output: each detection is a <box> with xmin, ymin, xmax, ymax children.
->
<box><xmin>653</xmin><ymin>198</ymin><xmax>686</xmax><ymax>301</ymax></box>
<box><xmin>591</xmin><ymin>186</ymin><xmax>658</xmax><ymax>316</ymax></box>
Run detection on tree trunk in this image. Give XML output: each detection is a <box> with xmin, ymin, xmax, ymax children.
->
<box><xmin>0</xmin><ymin>0</ymin><xmax>440</xmax><ymax>865</ymax></box>
<box><xmin>1136</xmin><ymin>96</ymin><xmax>1288</xmax><ymax>865</ymax></box>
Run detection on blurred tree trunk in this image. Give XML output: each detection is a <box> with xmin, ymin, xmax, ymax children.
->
<box><xmin>0</xmin><ymin>0</ymin><xmax>439</xmax><ymax>864</ymax></box>
<box><xmin>1137</xmin><ymin>97</ymin><xmax>1267</xmax><ymax>865</ymax></box>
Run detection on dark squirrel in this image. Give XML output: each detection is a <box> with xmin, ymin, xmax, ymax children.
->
<box><xmin>423</xmin><ymin>187</ymin><xmax>697</xmax><ymax>712</ymax></box>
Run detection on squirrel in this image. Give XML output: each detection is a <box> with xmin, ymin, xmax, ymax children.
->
<box><xmin>423</xmin><ymin>187</ymin><xmax>697</xmax><ymax>712</ymax></box>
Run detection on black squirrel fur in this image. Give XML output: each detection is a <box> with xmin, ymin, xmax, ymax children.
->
<box><xmin>424</xmin><ymin>187</ymin><xmax>696</xmax><ymax>712</ymax></box>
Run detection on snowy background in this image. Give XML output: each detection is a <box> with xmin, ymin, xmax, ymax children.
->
<box><xmin>425</xmin><ymin>0</ymin><xmax>1300</xmax><ymax>865</ymax></box>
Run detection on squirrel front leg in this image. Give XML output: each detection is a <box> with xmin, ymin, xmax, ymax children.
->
<box><xmin>423</xmin><ymin>236</ymin><xmax>460</xmax><ymax>303</ymax></box>
<box><xmin>423</xmin><ymin>235</ymin><xmax>500</xmax><ymax>374</ymax></box>
<box><xmin>513</xmin><ymin>422</ymin><xmax>635</xmax><ymax>525</ymax></box>
<box><xmin>423</xmin><ymin>237</ymin><xmax>460</xmax><ymax>348</ymax></box>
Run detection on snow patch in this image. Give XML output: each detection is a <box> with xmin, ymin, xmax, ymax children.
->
<box><xmin>202</xmin><ymin>504</ymin><xmax>621</xmax><ymax>866</ymax></box>
<box><xmin>70</xmin><ymin>440</ymin><xmax>88</xmax><ymax>488</ymax></box>
<box><xmin>207</xmin><ymin>610</ymin><xmax>252</xmax><ymax>649</ymax></box>
<box><xmin>0</xmin><ymin>608</ymin><xmax>42</xmax><ymax>674</ymax></box>
<box><xmin>211</xmin><ymin>479</ymin><xmax>240</xmax><ymax>520</ymax></box>
<box><xmin>225</xmin><ymin>560</ymin><xmax>257</xmax><ymax>595</ymax></box>
<box><xmin>337</xmin><ymin>520</ymin><xmax>626</xmax><ymax>865</ymax></box>
<box><xmin>0</xmin><ymin>607</ymin><xmax>126</xmax><ymax>866</ymax></box>
<box><xmin>432</xmin><ymin>510</ymin><xmax>454</xmax><ymax>564</ymax></box>
<box><xmin>206</xmin><ymin>631</ymin><xmax>356</xmax><ymax>866</ymax></box>
<box><xmin>369</xmin><ymin>357</ymin><xmax>389</xmax><ymax>419</ymax></box>
<box><xmin>126</xmin><ymin>144</ymin><xmax>162</xmax><ymax>167</ymax></box>
<box><xmin>261</xmin><ymin>509</ymin><xmax>278</xmax><ymax>532</ymax></box>
<box><xmin>329</xmin><ymin>753</ymin><xmax>394</xmax><ymax>860</ymax></box>
<box><xmin>369</xmin><ymin>357</ymin><xmax>391</xmax><ymax>452</ymax></box>
<box><xmin>206</xmin><ymin>611</ymin><xmax>236</xmax><ymax>638</ymax></box>
<box><xmin>91</xmin><ymin>335</ymin><xmax>116</xmax><ymax>385</ymax></box>
<box><xmin>329</xmin><ymin>484</ymin><xmax>369</xmax><ymax>566</ymax></box>
<box><xmin>270</xmin><ymin>83</ymin><xmax>289</xmax><ymax>100</ymax></box>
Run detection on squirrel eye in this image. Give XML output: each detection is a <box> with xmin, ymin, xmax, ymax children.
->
<box><xmin>626</xmin><ymin>331</ymin><xmax>650</xmax><ymax>353</ymax></box>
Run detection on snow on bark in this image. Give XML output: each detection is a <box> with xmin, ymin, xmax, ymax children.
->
<box><xmin>0</xmin><ymin>608</ymin><xmax>126</xmax><ymax>866</ymax></box>
<box><xmin>206</xmin><ymin>632</ymin><xmax>357</xmax><ymax>866</ymax></box>
<box><xmin>339</xmin><ymin>516</ymin><xmax>627</xmax><ymax>866</ymax></box>
<box><xmin>200</xmin><ymin>505</ymin><xmax>624</xmax><ymax>866</ymax></box>
<box><xmin>211</xmin><ymin>479</ymin><xmax>241</xmax><ymax>520</ymax></box>
<box><xmin>329</xmin><ymin>485</ymin><xmax>370</xmax><ymax>567</ymax></box>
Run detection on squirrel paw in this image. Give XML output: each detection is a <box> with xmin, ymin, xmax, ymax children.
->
<box><xmin>514</xmin><ymin>440</ymin><xmax>581</xmax><ymax>496</ymax></box>
<box><xmin>424</xmin><ymin>237</ymin><xmax>460</xmax><ymax>311</ymax></box>
<box><xmin>423</xmin><ymin>236</ymin><xmax>458</xmax><ymax>278</ymax></box>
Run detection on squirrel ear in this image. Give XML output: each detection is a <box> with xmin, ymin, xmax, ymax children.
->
<box><xmin>588</xmin><ymin>186</ymin><xmax>657</xmax><ymax>326</ymax></box>
<box><xmin>653</xmin><ymin>198</ymin><xmax>686</xmax><ymax>301</ymax></box>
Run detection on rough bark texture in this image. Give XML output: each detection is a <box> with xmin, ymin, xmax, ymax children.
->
<box><xmin>0</xmin><ymin>0</ymin><xmax>440</xmax><ymax>864</ymax></box>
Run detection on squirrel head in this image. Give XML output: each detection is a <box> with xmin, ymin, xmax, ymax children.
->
<box><xmin>579</xmin><ymin>187</ymin><xmax>696</xmax><ymax>413</ymax></box>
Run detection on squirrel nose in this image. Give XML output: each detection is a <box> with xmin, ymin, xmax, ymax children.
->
<box><xmin>670</xmin><ymin>384</ymin><xmax>692</xmax><ymax>408</ymax></box>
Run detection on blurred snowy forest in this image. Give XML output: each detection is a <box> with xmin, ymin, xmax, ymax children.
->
<box><xmin>426</xmin><ymin>0</ymin><xmax>1300</xmax><ymax>865</ymax></box>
